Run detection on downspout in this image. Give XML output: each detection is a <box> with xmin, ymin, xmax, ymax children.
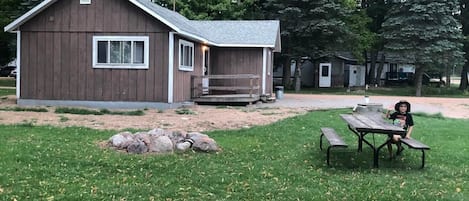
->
<box><xmin>16</xmin><ymin>31</ymin><xmax>21</xmax><ymax>99</ymax></box>
<box><xmin>262</xmin><ymin>47</ymin><xmax>267</xmax><ymax>95</ymax></box>
<box><xmin>168</xmin><ymin>32</ymin><xmax>174</xmax><ymax>103</ymax></box>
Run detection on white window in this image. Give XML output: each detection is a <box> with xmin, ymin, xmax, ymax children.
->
<box><xmin>92</xmin><ymin>36</ymin><xmax>149</xmax><ymax>69</ymax></box>
<box><xmin>80</xmin><ymin>0</ymin><xmax>91</xmax><ymax>5</ymax></box>
<box><xmin>179</xmin><ymin>39</ymin><xmax>194</xmax><ymax>71</ymax></box>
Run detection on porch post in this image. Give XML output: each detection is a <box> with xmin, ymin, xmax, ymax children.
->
<box><xmin>168</xmin><ymin>32</ymin><xmax>175</xmax><ymax>103</ymax></box>
<box><xmin>262</xmin><ymin>47</ymin><xmax>267</xmax><ymax>94</ymax></box>
<box><xmin>16</xmin><ymin>31</ymin><xmax>21</xmax><ymax>99</ymax></box>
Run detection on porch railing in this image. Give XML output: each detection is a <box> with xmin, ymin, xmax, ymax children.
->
<box><xmin>191</xmin><ymin>74</ymin><xmax>260</xmax><ymax>98</ymax></box>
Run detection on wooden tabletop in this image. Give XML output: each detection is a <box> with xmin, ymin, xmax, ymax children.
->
<box><xmin>340</xmin><ymin>114</ymin><xmax>406</xmax><ymax>135</ymax></box>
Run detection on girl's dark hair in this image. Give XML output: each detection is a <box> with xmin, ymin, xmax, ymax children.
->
<box><xmin>394</xmin><ymin>100</ymin><xmax>411</xmax><ymax>112</ymax></box>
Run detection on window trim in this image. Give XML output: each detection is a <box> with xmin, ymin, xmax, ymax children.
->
<box><xmin>92</xmin><ymin>36</ymin><xmax>149</xmax><ymax>69</ymax></box>
<box><xmin>178</xmin><ymin>39</ymin><xmax>194</xmax><ymax>71</ymax></box>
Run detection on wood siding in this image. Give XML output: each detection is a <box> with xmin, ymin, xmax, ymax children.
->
<box><xmin>172</xmin><ymin>36</ymin><xmax>203</xmax><ymax>102</ymax></box>
<box><xmin>210</xmin><ymin>47</ymin><xmax>264</xmax><ymax>95</ymax></box>
<box><xmin>20</xmin><ymin>0</ymin><xmax>170</xmax><ymax>102</ymax></box>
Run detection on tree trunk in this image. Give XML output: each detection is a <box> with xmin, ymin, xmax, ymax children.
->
<box><xmin>459</xmin><ymin>63</ymin><xmax>468</xmax><ymax>90</ymax></box>
<box><xmin>368</xmin><ymin>51</ymin><xmax>378</xmax><ymax>85</ymax></box>
<box><xmin>282</xmin><ymin>57</ymin><xmax>292</xmax><ymax>89</ymax></box>
<box><xmin>293</xmin><ymin>58</ymin><xmax>301</xmax><ymax>92</ymax></box>
<box><xmin>375</xmin><ymin>53</ymin><xmax>385</xmax><ymax>86</ymax></box>
<box><xmin>415</xmin><ymin>66</ymin><xmax>424</xmax><ymax>96</ymax></box>
<box><xmin>445</xmin><ymin>64</ymin><xmax>451</xmax><ymax>87</ymax></box>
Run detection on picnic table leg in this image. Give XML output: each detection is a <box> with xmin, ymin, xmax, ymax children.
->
<box><xmin>319</xmin><ymin>133</ymin><xmax>324</xmax><ymax>150</ymax></box>
<box><xmin>361</xmin><ymin>135</ymin><xmax>382</xmax><ymax>167</ymax></box>
<box><xmin>420</xmin><ymin>150</ymin><xmax>426</xmax><ymax>169</ymax></box>
<box><xmin>376</xmin><ymin>139</ymin><xmax>392</xmax><ymax>168</ymax></box>
<box><xmin>347</xmin><ymin>125</ymin><xmax>363</xmax><ymax>152</ymax></box>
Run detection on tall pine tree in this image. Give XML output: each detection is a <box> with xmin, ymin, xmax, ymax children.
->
<box><xmin>262</xmin><ymin>0</ymin><xmax>361</xmax><ymax>88</ymax></box>
<box><xmin>382</xmin><ymin>0</ymin><xmax>464</xmax><ymax>96</ymax></box>
<box><xmin>459</xmin><ymin>0</ymin><xmax>469</xmax><ymax>90</ymax></box>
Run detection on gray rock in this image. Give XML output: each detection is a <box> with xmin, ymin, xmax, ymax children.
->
<box><xmin>187</xmin><ymin>132</ymin><xmax>209</xmax><ymax>140</ymax></box>
<box><xmin>188</xmin><ymin>132</ymin><xmax>219</xmax><ymax>152</ymax></box>
<box><xmin>127</xmin><ymin>140</ymin><xmax>148</xmax><ymax>154</ymax></box>
<box><xmin>165</xmin><ymin>131</ymin><xmax>187</xmax><ymax>146</ymax></box>
<box><xmin>109</xmin><ymin>132</ymin><xmax>135</xmax><ymax>149</ymax></box>
<box><xmin>109</xmin><ymin>129</ymin><xmax>220</xmax><ymax>154</ymax></box>
<box><xmin>134</xmin><ymin>132</ymin><xmax>151</xmax><ymax>145</ymax></box>
<box><xmin>175</xmin><ymin>142</ymin><xmax>191</xmax><ymax>151</ymax></box>
<box><xmin>148</xmin><ymin>135</ymin><xmax>174</xmax><ymax>153</ymax></box>
<box><xmin>148</xmin><ymin>128</ymin><xmax>165</xmax><ymax>136</ymax></box>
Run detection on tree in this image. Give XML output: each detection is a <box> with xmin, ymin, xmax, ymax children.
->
<box><xmin>382</xmin><ymin>0</ymin><xmax>464</xmax><ymax>96</ymax></box>
<box><xmin>345</xmin><ymin>3</ymin><xmax>376</xmax><ymax>64</ymax></box>
<box><xmin>0</xmin><ymin>0</ymin><xmax>20</xmax><ymax>66</ymax></box>
<box><xmin>361</xmin><ymin>0</ymin><xmax>391</xmax><ymax>85</ymax></box>
<box><xmin>262</xmin><ymin>0</ymin><xmax>362</xmax><ymax>88</ymax></box>
<box><xmin>0</xmin><ymin>0</ymin><xmax>42</xmax><ymax>66</ymax></box>
<box><xmin>152</xmin><ymin>0</ymin><xmax>259</xmax><ymax>20</ymax></box>
<box><xmin>459</xmin><ymin>0</ymin><xmax>469</xmax><ymax>90</ymax></box>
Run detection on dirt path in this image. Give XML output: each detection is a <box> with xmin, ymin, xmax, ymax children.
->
<box><xmin>0</xmin><ymin>94</ymin><xmax>467</xmax><ymax>132</ymax></box>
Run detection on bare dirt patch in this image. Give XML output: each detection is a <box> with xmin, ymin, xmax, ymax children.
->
<box><xmin>0</xmin><ymin>95</ymin><xmax>306</xmax><ymax>131</ymax></box>
<box><xmin>1</xmin><ymin>93</ymin><xmax>468</xmax><ymax>131</ymax></box>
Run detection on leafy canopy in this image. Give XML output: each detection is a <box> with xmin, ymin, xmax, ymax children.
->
<box><xmin>263</xmin><ymin>0</ymin><xmax>373</xmax><ymax>61</ymax></box>
<box><xmin>152</xmin><ymin>0</ymin><xmax>260</xmax><ymax>20</ymax></box>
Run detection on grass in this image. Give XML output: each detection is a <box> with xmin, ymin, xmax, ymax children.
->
<box><xmin>0</xmin><ymin>109</ymin><xmax>468</xmax><ymax>200</ymax></box>
<box><xmin>54</xmin><ymin>107</ymin><xmax>145</xmax><ymax>116</ymax></box>
<box><xmin>0</xmin><ymin>88</ymin><xmax>15</xmax><ymax>97</ymax></box>
<box><xmin>0</xmin><ymin>106</ymin><xmax>48</xmax><ymax>112</ymax></box>
<box><xmin>0</xmin><ymin>78</ymin><xmax>15</xmax><ymax>87</ymax></box>
<box><xmin>175</xmin><ymin>108</ymin><xmax>197</xmax><ymax>115</ymax></box>
<box><xmin>289</xmin><ymin>85</ymin><xmax>469</xmax><ymax>98</ymax></box>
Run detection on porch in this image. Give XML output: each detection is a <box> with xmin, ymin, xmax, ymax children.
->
<box><xmin>191</xmin><ymin>74</ymin><xmax>261</xmax><ymax>104</ymax></box>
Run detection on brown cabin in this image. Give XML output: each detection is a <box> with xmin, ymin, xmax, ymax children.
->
<box><xmin>4</xmin><ymin>0</ymin><xmax>281</xmax><ymax>109</ymax></box>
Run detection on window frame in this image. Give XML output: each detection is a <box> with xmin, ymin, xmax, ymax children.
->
<box><xmin>178</xmin><ymin>39</ymin><xmax>194</xmax><ymax>71</ymax></box>
<box><xmin>92</xmin><ymin>36</ymin><xmax>149</xmax><ymax>69</ymax></box>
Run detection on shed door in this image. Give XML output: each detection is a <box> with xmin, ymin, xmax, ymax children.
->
<box><xmin>349</xmin><ymin>65</ymin><xmax>359</xmax><ymax>87</ymax></box>
<box><xmin>319</xmin><ymin>63</ymin><xmax>332</xmax><ymax>87</ymax></box>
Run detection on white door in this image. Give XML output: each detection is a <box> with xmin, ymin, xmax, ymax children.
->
<box><xmin>349</xmin><ymin>65</ymin><xmax>364</xmax><ymax>86</ymax></box>
<box><xmin>202</xmin><ymin>47</ymin><xmax>210</xmax><ymax>94</ymax></box>
<box><xmin>319</xmin><ymin>63</ymin><xmax>332</xmax><ymax>87</ymax></box>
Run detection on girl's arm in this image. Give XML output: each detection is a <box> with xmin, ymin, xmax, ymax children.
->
<box><xmin>405</xmin><ymin>126</ymin><xmax>413</xmax><ymax>138</ymax></box>
<box><xmin>385</xmin><ymin>105</ymin><xmax>393</xmax><ymax>119</ymax></box>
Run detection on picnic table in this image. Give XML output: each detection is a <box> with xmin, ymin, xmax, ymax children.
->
<box><xmin>340</xmin><ymin>113</ymin><xmax>406</xmax><ymax>167</ymax></box>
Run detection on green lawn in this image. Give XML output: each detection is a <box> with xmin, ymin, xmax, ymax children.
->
<box><xmin>0</xmin><ymin>78</ymin><xmax>15</xmax><ymax>87</ymax></box>
<box><xmin>0</xmin><ymin>109</ymin><xmax>467</xmax><ymax>200</ymax></box>
<box><xmin>0</xmin><ymin>78</ymin><xmax>16</xmax><ymax>97</ymax></box>
<box><xmin>288</xmin><ymin>85</ymin><xmax>469</xmax><ymax>98</ymax></box>
<box><xmin>0</xmin><ymin>88</ymin><xmax>15</xmax><ymax>97</ymax></box>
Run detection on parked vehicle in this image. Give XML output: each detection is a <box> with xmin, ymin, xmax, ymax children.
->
<box><xmin>423</xmin><ymin>72</ymin><xmax>445</xmax><ymax>87</ymax></box>
<box><xmin>9</xmin><ymin>68</ymin><xmax>17</xmax><ymax>78</ymax></box>
<box><xmin>0</xmin><ymin>66</ymin><xmax>15</xmax><ymax>77</ymax></box>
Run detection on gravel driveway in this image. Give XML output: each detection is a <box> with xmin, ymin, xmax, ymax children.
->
<box><xmin>270</xmin><ymin>94</ymin><xmax>469</xmax><ymax>119</ymax></box>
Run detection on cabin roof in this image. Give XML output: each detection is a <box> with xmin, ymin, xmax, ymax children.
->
<box><xmin>192</xmin><ymin>20</ymin><xmax>280</xmax><ymax>49</ymax></box>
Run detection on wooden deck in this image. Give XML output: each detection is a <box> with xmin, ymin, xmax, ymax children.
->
<box><xmin>191</xmin><ymin>74</ymin><xmax>261</xmax><ymax>104</ymax></box>
<box><xmin>193</xmin><ymin>94</ymin><xmax>260</xmax><ymax>103</ymax></box>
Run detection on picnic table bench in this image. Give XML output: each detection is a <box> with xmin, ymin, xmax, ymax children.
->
<box><xmin>320</xmin><ymin>127</ymin><xmax>348</xmax><ymax>166</ymax></box>
<box><xmin>400</xmin><ymin>138</ymin><xmax>430</xmax><ymax>168</ymax></box>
